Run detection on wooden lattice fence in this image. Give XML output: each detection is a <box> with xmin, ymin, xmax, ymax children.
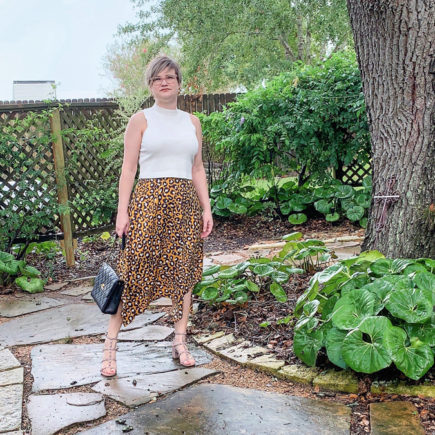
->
<box><xmin>0</xmin><ymin>94</ymin><xmax>238</xmax><ymax>264</ymax></box>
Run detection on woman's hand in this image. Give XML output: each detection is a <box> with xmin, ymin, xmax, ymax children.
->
<box><xmin>116</xmin><ymin>211</ymin><xmax>130</xmax><ymax>237</ymax></box>
<box><xmin>201</xmin><ymin>209</ymin><xmax>213</xmax><ymax>238</ymax></box>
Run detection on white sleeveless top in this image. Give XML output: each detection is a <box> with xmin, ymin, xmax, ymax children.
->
<box><xmin>138</xmin><ymin>103</ymin><xmax>198</xmax><ymax>179</ymax></box>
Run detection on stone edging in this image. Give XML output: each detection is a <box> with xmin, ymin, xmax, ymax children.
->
<box><xmin>193</xmin><ymin>331</ymin><xmax>435</xmax><ymax>398</ymax></box>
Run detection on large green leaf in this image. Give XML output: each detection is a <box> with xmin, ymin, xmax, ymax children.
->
<box><xmin>342</xmin><ymin>316</ymin><xmax>392</xmax><ymax>373</ymax></box>
<box><xmin>346</xmin><ymin>206</ymin><xmax>365</xmax><ymax>221</ymax></box>
<box><xmin>288</xmin><ymin>213</ymin><xmax>307</xmax><ymax>225</ymax></box>
<box><xmin>334</xmin><ymin>185</ymin><xmax>354</xmax><ymax>199</ymax></box>
<box><xmin>218</xmin><ymin>267</ymin><xmax>241</xmax><ymax>279</ymax></box>
<box><xmin>293</xmin><ymin>319</ymin><xmax>324</xmax><ymax>366</ymax></box>
<box><xmin>0</xmin><ymin>251</ymin><xmax>15</xmax><ymax>262</ymax></box>
<box><xmin>326</xmin><ymin>212</ymin><xmax>340</xmax><ymax>222</ymax></box>
<box><xmin>325</xmin><ymin>327</ymin><xmax>348</xmax><ymax>369</ymax></box>
<box><xmin>14</xmin><ymin>276</ymin><xmax>44</xmax><ymax>293</ymax></box>
<box><xmin>303</xmin><ymin>300</ymin><xmax>320</xmax><ymax>318</ymax></box>
<box><xmin>403</xmin><ymin>314</ymin><xmax>435</xmax><ymax>346</ymax></box>
<box><xmin>0</xmin><ymin>259</ymin><xmax>21</xmax><ymax>275</ymax></box>
<box><xmin>331</xmin><ymin>289</ymin><xmax>377</xmax><ymax>330</ymax></box>
<box><xmin>317</xmin><ymin>263</ymin><xmax>345</xmax><ymax>284</ymax></box>
<box><xmin>245</xmin><ymin>280</ymin><xmax>260</xmax><ymax>292</ymax></box>
<box><xmin>383</xmin><ymin>326</ymin><xmax>434</xmax><ymax>380</ymax></box>
<box><xmin>202</xmin><ymin>265</ymin><xmax>221</xmax><ymax>276</ymax></box>
<box><xmin>270</xmin><ymin>270</ymin><xmax>290</xmax><ymax>284</ymax></box>
<box><xmin>252</xmin><ymin>264</ymin><xmax>275</xmax><ymax>277</ymax></box>
<box><xmin>369</xmin><ymin>258</ymin><xmax>392</xmax><ymax>276</ymax></box>
<box><xmin>314</xmin><ymin>199</ymin><xmax>333</xmax><ymax>214</ymax></box>
<box><xmin>385</xmin><ymin>288</ymin><xmax>433</xmax><ymax>324</ymax></box>
<box><xmin>294</xmin><ymin>275</ymin><xmax>319</xmax><ymax>315</ymax></box>
<box><xmin>361</xmin><ymin>279</ymin><xmax>394</xmax><ymax>311</ymax></box>
<box><xmin>413</xmin><ymin>272</ymin><xmax>435</xmax><ymax>304</ymax></box>
<box><xmin>228</xmin><ymin>202</ymin><xmax>248</xmax><ymax>214</ymax></box>
<box><xmin>202</xmin><ymin>286</ymin><xmax>219</xmax><ymax>300</ymax></box>
<box><xmin>282</xmin><ymin>232</ymin><xmax>303</xmax><ymax>241</ymax></box>
<box><xmin>269</xmin><ymin>282</ymin><xmax>287</xmax><ymax>302</ymax></box>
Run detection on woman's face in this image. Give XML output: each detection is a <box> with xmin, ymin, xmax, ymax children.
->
<box><xmin>150</xmin><ymin>67</ymin><xmax>180</xmax><ymax>101</ymax></box>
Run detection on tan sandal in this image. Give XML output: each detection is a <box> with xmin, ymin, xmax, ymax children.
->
<box><xmin>171</xmin><ymin>332</ymin><xmax>195</xmax><ymax>367</ymax></box>
<box><xmin>101</xmin><ymin>333</ymin><xmax>118</xmax><ymax>377</ymax></box>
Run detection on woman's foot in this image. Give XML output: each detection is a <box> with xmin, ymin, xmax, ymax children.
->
<box><xmin>171</xmin><ymin>332</ymin><xmax>195</xmax><ymax>366</ymax></box>
<box><xmin>101</xmin><ymin>333</ymin><xmax>118</xmax><ymax>377</ymax></box>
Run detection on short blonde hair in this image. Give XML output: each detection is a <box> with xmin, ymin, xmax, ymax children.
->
<box><xmin>145</xmin><ymin>56</ymin><xmax>182</xmax><ymax>88</ymax></box>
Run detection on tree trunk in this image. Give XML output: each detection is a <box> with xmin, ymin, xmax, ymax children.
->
<box><xmin>347</xmin><ymin>0</ymin><xmax>435</xmax><ymax>258</ymax></box>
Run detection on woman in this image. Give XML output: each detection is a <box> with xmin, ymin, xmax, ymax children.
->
<box><xmin>101</xmin><ymin>55</ymin><xmax>213</xmax><ymax>377</ymax></box>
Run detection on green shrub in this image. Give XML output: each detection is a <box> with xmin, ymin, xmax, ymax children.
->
<box><xmin>199</xmin><ymin>50</ymin><xmax>370</xmax><ymax>187</ymax></box>
<box><xmin>293</xmin><ymin>251</ymin><xmax>434</xmax><ymax>380</ymax></box>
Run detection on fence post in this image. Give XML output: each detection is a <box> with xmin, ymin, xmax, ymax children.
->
<box><xmin>50</xmin><ymin>108</ymin><xmax>75</xmax><ymax>266</ymax></box>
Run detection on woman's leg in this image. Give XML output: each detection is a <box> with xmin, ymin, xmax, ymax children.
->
<box><xmin>101</xmin><ymin>300</ymin><xmax>123</xmax><ymax>376</ymax></box>
<box><xmin>172</xmin><ymin>289</ymin><xmax>195</xmax><ymax>365</ymax></box>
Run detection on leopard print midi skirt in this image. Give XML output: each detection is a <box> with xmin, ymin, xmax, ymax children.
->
<box><xmin>116</xmin><ymin>177</ymin><xmax>204</xmax><ymax>327</ymax></box>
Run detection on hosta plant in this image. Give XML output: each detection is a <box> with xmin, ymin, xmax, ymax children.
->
<box><xmin>193</xmin><ymin>232</ymin><xmax>330</xmax><ymax>306</ymax></box>
<box><xmin>0</xmin><ymin>251</ymin><xmax>45</xmax><ymax>293</ymax></box>
<box><xmin>293</xmin><ymin>251</ymin><xmax>434</xmax><ymax>380</ymax></box>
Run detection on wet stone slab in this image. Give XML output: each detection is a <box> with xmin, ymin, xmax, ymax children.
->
<box><xmin>102</xmin><ymin>325</ymin><xmax>174</xmax><ymax>341</ymax></box>
<box><xmin>0</xmin><ymin>367</ymin><xmax>23</xmax><ymax>387</ymax></box>
<box><xmin>370</xmin><ymin>401</ymin><xmax>425</xmax><ymax>435</ymax></box>
<box><xmin>27</xmin><ymin>392</ymin><xmax>105</xmax><ymax>435</ymax></box>
<box><xmin>60</xmin><ymin>285</ymin><xmax>93</xmax><ymax>296</ymax></box>
<box><xmin>81</xmin><ymin>383</ymin><xmax>351</xmax><ymax>434</ymax></box>
<box><xmin>0</xmin><ymin>384</ymin><xmax>23</xmax><ymax>433</ymax></box>
<box><xmin>0</xmin><ymin>349</ymin><xmax>21</xmax><ymax>371</ymax></box>
<box><xmin>0</xmin><ymin>295</ymin><xmax>65</xmax><ymax>317</ymax></box>
<box><xmin>31</xmin><ymin>341</ymin><xmax>212</xmax><ymax>391</ymax></box>
<box><xmin>148</xmin><ymin>297</ymin><xmax>172</xmax><ymax>307</ymax></box>
<box><xmin>92</xmin><ymin>367</ymin><xmax>218</xmax><ymax>407</ymax></box>
<box><xmin>0</xmin><ymin>304</ymin><xmax>164</xmax><ymax>346</ymax></box>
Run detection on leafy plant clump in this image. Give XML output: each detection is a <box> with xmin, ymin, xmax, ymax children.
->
<box><xmin>210</xmin><ymin>176</ymin><xmax>371</xmax><ymax>228</ymax></box>
<box><xmin>293</xmin><ymin>251</ymin><xmax>434</xmax><ymax>380</ymax></box>
<box><xmin>193</xmin><ymin>232</ymin><xmax>330</xmax><ymax>307</ymax></box>
<box><xmin>0</xmin><ymin>251</ymin><xmax>45</xmax><ymax>293</ymax></box>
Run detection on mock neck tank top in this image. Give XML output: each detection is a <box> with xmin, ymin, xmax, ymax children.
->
<box><xmin>138</xmin><ymin>103</ymin><xmax>199</xmax><ymax>179</ymax></box>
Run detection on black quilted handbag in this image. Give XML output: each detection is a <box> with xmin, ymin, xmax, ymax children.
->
<box><xmin>91</xmin><ymin>233</ymin><xmax>126</xmax><ymax>314</ymax></box>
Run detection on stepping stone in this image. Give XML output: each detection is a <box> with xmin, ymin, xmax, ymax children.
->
<box><xmin>60</xmin><ymin>285</ymin><xmax>93</xmax><ymax>296</ymax></box>
<box><xmin>80</xmin><ymin>383</ymin><xmax>351</xmax><ymax>434</ymax></box>
<box><xmin>0</xmin><ymin>384</ymin><xmax>23</xmax><ymax>433</ymax></box>
<box><xmin>204</xmin><ymin>333</ymin><xmax>240</xmax><ymax>351</ymax></box>
<box><xmin>313</xmin><ymin>369</ymin><xmax>359</xmax><ymax>394</ymax></box>
<box><xmin>31</xmin><ymin>341</ymin><xmax>212</xmax><ymax>391</ymax></box>
<box><xmin>218</xmin><ymin>340</ymin><xmax>270</xmax><ymax>363</ymax></box>
<box><xmin>208</xmin><ymin>253</ymin><xmax>245</xmax><ymax>265</ymax></box>
<box><xmin>0</xmin><ymin>304</ymin><xmax>164</xmax><ymax>346</ymax></box>
<box><xmin>101</xmin><ymin>325</ymin><xmax>174</xmax><ymax>341</ymax></box>
<box><xmin>148</xmin><ymin>297</ymin><xmax>172</xmax><ymax>307</ymax></box>
<box><xmin>0</xmin><ymin>367</ymin><xmax>23</xmax><ymax>387</ymax></box>
<box><xmin>203</xmin><ymin>257</ymin><xmax>214</xmax><ymax>267</ymax></box>
<box><xmin>27</xmin><ymin>393</ymin><xmax>105</xmax><ymax>435</ymax></box>
<box><xmin>82</xmin><ymin>292</ymin><xmax>93</xmax><ymax>301</ymax></box>
<box><xmin>0</xmin><ymin>296</ymin><xmax>65</xmax><ymax>317</ymax></box>
<box><xmin>45</xmin><ymin>282</ymin><xmax>68</xmax><ymax>291</ymax></box>
<box><xmin>193</xmin><ymin>331</ymin><xmax>225</xmax><ymax>344</ymax></box>
<box><xmin>0</xmin><ymin>349</ymin><xmax>21</xmax><ymax>371</ymax></box>
<box><xmin>247</xmin><ymin>354</ymin><xmax>285</xmax><ymax>371</ymax></box>
<box><xmin>92</xmin><ymin>367</ymin><xmax>218</xmax><ymax>407</ymax></box>
<box><xmin>370</xmin><ymin>401</ymin><xmax>425</xmax><ymax>435</ymax></box>
<box><xmin>277</xmin><ymin>364</ymin><xmax>320</xmax><ymax>384</ymax></box>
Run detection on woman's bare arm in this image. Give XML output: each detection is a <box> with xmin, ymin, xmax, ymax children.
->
<box><xmin>116</xmin><ymin>113</ymin><xmax>145</xmax><ymax>236</ymax></box>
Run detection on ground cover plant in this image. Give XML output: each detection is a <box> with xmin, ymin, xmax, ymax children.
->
<box><xmin>210</xmin><ymin>175</ymin><xmax>371</xmax><ymax>228</ymax></box>
<box><xmin>194</xmin><ymin>232</ymin><xmax>331</xmax><ymax>322</ymax></box>
<box><xmin>293</xmin><ymin>251</ymin><xmax>435</xmax><ymax>380</ymax></box>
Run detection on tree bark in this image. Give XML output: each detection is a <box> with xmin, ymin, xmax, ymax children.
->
<box><xmin>347</xmin><ymin>0</ymin><xmax>435</xmax><ymax>258</ymax></box>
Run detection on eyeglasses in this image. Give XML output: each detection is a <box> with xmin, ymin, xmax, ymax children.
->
<box><xmin>151</xmin><ymin>75</ymin><xmax>178</xmax><ymax>85</ymax></box>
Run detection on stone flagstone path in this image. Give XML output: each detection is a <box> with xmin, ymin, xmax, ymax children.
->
<box><xmin>0</xmin><ymin>238</ymin><xmax>429</xmax><ymax>434</ymax></box>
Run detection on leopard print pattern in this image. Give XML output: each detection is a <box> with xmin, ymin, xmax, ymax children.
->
<box><xmin>116</xmin><ymin>177</ymin><xmax>203</xmax><ymax>327</ymax></box>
